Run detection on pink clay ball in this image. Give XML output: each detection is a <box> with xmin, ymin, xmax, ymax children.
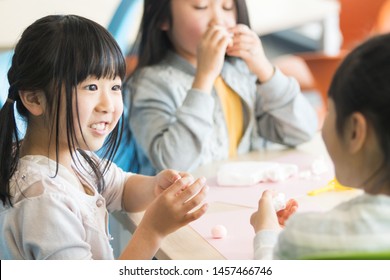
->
<box><xmin>211</xmin><ymin>224</ymin><xmax>228</xmax><ymax>239</ymax></box>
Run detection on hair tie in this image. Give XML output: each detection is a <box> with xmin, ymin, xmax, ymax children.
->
<box><xmin>6</xmin><ymin>98</ymin><xmax>15</xmax><ymax>104</ymax></box>
<box><xmin>7</xmin><ymin>84</ymin><xmax>17</xmax><ymax>103</ymax></box>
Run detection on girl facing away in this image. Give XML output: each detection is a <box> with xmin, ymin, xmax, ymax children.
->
<box><xmin>250</xmin><ymin>33</ymin><xmax>390</xmax><ymax>259</ymax></box>
<box><xmin>126</xmin><ymin>0</ymin><xmax>318</xmax><ymax>175</ymax></box>
<box><xmin>0</xmin><ymin>15</ymin><xmax>208</xmax><ymax>260</ymax></box>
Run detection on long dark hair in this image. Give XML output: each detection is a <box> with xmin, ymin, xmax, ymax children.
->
<box><xmin>132</xmin><ymin>0</ymin><xmax>250</xmax><ymax>70</ymax></box>
<box><xmin>0</xmin><ymin>15</ymin><xmax>126</xmax><ymax>206</ymax></box>
<box><xmin>328</xmin><ymin>33</ymin><xmax>390</xmax><ymax>189</ymax></box>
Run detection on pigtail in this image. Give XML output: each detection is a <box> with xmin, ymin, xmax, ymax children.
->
<box><xmin>0</xmin><ymin>85</ymin><xmax>21</xmax><ymax>206</ymax></box>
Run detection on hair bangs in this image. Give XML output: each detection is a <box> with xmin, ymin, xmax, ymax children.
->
<box><xmin>77</xmin><ymin>37</ymin><xmax>126</xmax><ymax>82</ymax></box>
<box><xmin>62</xmin><ymin>16</ymin><xmax>126</xmax><ymax>84</ymax></box>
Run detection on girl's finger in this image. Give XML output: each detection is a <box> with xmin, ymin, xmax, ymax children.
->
<box><xmin>182</xmin><ymin>184</ymin><xmax>209</xmax><ymax>212</ymax></box>
<box><xmin>229</xmin><ymin>24</ymin><xmax>250</xmax><ymax>35</ymax></box>
<box><xmin>165</xmin><ymin>176</ymin><xmax>196</xmax><ymax>196</ymax></box>
<box><xmin>177</xmin><ymin>177</ymin><xmax>207</xmax><ymax>203</ymax></box>
<box><xmin>183</xmin><ymin>203</ymin><xmax>208</xmax><ymax>224</ymax></box>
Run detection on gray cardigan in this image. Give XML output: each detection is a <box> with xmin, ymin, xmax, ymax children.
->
<box><xmin>126</xmin><ymin>52</ymin><xmax>317</xmax><ymax>175</ymax></box>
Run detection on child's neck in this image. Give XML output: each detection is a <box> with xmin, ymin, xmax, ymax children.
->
<box><xmin>20</xmin><ymin>129</ymin><xmax>73</xmax><ymax>171</ymax></box>
<box><xmin>363</xmin><ymin>174</ymin><xmax>390</xmax><ymax>196</ymax></box>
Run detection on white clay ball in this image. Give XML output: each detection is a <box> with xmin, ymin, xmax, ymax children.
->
<box><xmin>273</xmin><ymin>193</ymin><xmax>286</xmax><ymax>212</ymax></box>
<box><xmin>211</xmin><ymin>225</ymin><xmax>228</xmax><ymax>239</ymax></box>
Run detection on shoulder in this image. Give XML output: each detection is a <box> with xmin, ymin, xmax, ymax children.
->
<box><xmin>9</xmin><ymin>156</ymin><xmax>68</xmax><ymax>201</ymax></box>
<box><xmin>8</xmin><ymin>155</ymin><xmax>92</xmax><ymax>209</ymax></box>
<box><xmin>129</xmin><ymin>53</ymin><xmax>195</xmax><ymax>90</ymax></box>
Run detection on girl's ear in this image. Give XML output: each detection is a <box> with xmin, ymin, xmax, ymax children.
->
<box><xmin>346</xmin><ymin>112</ymin><xmax>367</xmax><ymax>154</ymax></box>
<box><xmin>19</xmin><ymin>90</ymin><xmax>46</xmax><ymax>116</ymax></box>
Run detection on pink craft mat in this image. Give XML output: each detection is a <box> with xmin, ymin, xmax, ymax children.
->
<box><xmin>190</xmin><ymin>207</ymin><xmax>255</xmax><ymax>260</ymax></box>
<box><xmin>204</xmin><ymin>152</ymin><xmax>335</xmax><ymax>208</ymax></box>
<box><xmin>189</xmin><ymin>152</ymin><xmax>338</xmax><ymax>259</ymax></box>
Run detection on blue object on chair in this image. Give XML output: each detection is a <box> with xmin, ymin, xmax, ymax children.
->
<box><xmin>107</xmin><ymin>0</ymin><xmax>142</xmax><ymax>54</ymax></box>
<box><xmin>0</xmin><ymin>51</ymin><xmax>13</xmax><ymax>106</ymax></box>
<box><xmin>0</xmin><ymin>50</ymin><xmax>26</xmax><ymax>136</ymax></box>
<box><xmin>102</xmin><ymin>0</ymin><xmax>143</xmax><ymax>173</ymax></box>
<box><xmin>108</xmin><ymin>98</ymin><xmax>140</xmax><ymax>173</ymax></box>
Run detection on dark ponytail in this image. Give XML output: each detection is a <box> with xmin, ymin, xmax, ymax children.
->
<box><xmin>0</xmin><ymin>86</ymin><xmax>22</xmax><ymax>206</ymax></box>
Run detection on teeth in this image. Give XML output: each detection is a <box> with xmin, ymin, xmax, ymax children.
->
<box><xmin>91</xmin><ymin>123</ymin><xmax>106</xmax><ymax>130</ymax></box>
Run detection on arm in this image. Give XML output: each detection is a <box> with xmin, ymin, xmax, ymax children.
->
<box><xmin>254</xmin><ymin>69</ymin><xmax>318</xmax><ymax>146</ymax></box>
<box><xmin>118</xmin><ymin>176</ymin><xmax>208</xmax><ymax>259</ymax></box>
<box><xmin>129</xmin><ymin>71</ymin><xmax>215</xmax><ymax>172</ymax></box>
<box><xmin>250</xmin><ymin>190</ymin><xmax>298</xmax><ymax>259</ymax></box>
<box><xmin>227</xmin><ymin>24</ymin><xmax>318</xmax><ymax>146</ymax></box>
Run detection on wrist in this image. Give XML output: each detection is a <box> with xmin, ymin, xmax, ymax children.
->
<box><xmin>255</xmin><ymin>61</ymin><xmax>275</xmax><ymax>84</ymax></box>
<box><xmin>119</xmin><ymin>222</ymin><xmax>163</xmax><ymax>260</ymax></box>
<box><xmin>137</xmin><ymin>219</ymin><xmax>164</xmax><ymax>245</ymax></box>
<box><xmin>192</xmin><ymin>72</ymin><xmax>216</xmax><ymax>93</ymax></box>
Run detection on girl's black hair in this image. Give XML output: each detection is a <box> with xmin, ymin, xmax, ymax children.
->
<box><xmin>131</xmin><ymin>0</ymin><xmax>250</xmax><ymax>71</ymax></box>
<box><xmin>328</xmin><ymin>33</ymin><xmax>390</xmax><ymax>189</ymax></box>
<box><xmin>0</xmin><ymin>15</ymin><xmax>126</xmax><ymax>206</ymax></box>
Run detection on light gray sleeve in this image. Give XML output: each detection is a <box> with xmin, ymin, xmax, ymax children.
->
<box><xmin>255</xmin><ymin>68</ymin><xmax>318</xmax><ymax>146</ymax></box>
<box><xmin>128</xmin><ymin>70</ymin><xmax>215</xmax><ymax>172</ymax></box>
<box><xmin>253</xmin><ymin>230</ymin><xmax>279</xmax><ymax>260</ymax></box>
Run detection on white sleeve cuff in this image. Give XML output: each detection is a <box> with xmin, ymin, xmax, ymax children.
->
<box><xmin>253</xmin><ymin>229</ymin><xmax>279</xmax><ymax>260</ymax></box>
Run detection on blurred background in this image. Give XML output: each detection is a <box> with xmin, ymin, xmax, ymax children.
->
<box><xmin>1</xmin><ymin>0</ymin><xmax>389</xmax><ymax>257</ymax></box>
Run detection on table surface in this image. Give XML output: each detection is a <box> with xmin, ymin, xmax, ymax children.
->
<box><xmin>127</xmin><ymin>133</ymin><xmax>362</xmax><ymax>259</ymax></box>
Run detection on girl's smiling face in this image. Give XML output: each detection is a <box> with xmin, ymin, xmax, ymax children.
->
<box><xmin>71</xmin><ymin>76</ymin><xmax>123</xmax><ymax>152</ymax></box>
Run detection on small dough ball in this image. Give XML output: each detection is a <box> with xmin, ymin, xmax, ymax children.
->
<box><xmin>273</xmin><ymin>193</ymin><xmax>286</xmax><ymax>212</ymax></box>
<box><xmin>211</xmin><ymin>224</ymin><xmax>228</xmax><ymax>239</ymax></box>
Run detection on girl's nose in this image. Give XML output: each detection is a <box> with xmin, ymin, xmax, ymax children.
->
<box><xmin>208</xmin><ymin>8</ymin><xmax>224</xmax><ymax>27</ymax></box>
<box><xmin>96</xmin><ymin>91</ymin><xmax>114</xmax><ymax>113</ymax></box>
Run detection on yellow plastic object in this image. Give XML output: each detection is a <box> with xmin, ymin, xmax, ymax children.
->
<box><xmin>307</xmin><ymin>178</ymin><xmax>354</xmax><ymax>196</ymax></box>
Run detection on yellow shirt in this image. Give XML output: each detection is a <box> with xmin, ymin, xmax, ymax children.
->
<box><xmin>214</xmin><ymin>76</ymin><xmax>244</xmax><ymax>157</ymax></box>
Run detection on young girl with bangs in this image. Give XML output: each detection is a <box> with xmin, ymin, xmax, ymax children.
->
<box><xmin>0</xmin><ymin>15</ymin><xmax>208</xmax><ymax>260</ymax></box>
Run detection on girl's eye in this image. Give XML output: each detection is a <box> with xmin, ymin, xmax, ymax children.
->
<box><xmin>112</xmin><ymin>85</ymin><xmax>122</xmax><ymax>91</ymax></box>
<box><xmin>194</xmin><ymin>5</ymin><xmax>207</xmax><ymax>9</ymax></box>
<box><xmin>86</xmin><ymin>84</ymin><xmax>98</xmax><ymax>91</ymax></box>
<box><xmin>223</xmin><ymin>0</ymin><xmax>234</xmax><ymax>11</ymax></box>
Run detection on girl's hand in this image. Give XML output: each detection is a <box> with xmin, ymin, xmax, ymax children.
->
<box><xmin>192</xmin><ymin>25</ymin><xmax>232</xmax><ymax>93</ymax></box>
<box><xmin>250</xmin><ymin>190</ymin><xmax>298</xmax><ymax>233</ymax></box>
<box><xmin>277</xmin><ymin>198</ymin><xmax>298</xmax><ymax>227</ymax></box>
<box><xmin>227</xmin><ymin>24</ymin><xmax>274</xmax><ymax>83</ymax></box>
<box><xmin>250</xmin><ymin>190</ymin><xmax>280</xmax><ymax>233</ymax></box>
<box><xmin>140</xmin><ymin>176</ymin><xmax>209</xmax><ymax>239</ymax></box>
<box><xmin>154</xmin><ymin>170</ymin><xmax>194</xmax><ymax>196</ymax></box>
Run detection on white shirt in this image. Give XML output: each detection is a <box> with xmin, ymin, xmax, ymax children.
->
<box><xmin>0</xmin><ymin>154</ymin><xmax>131</xmax><ymax>259</ymax></box>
